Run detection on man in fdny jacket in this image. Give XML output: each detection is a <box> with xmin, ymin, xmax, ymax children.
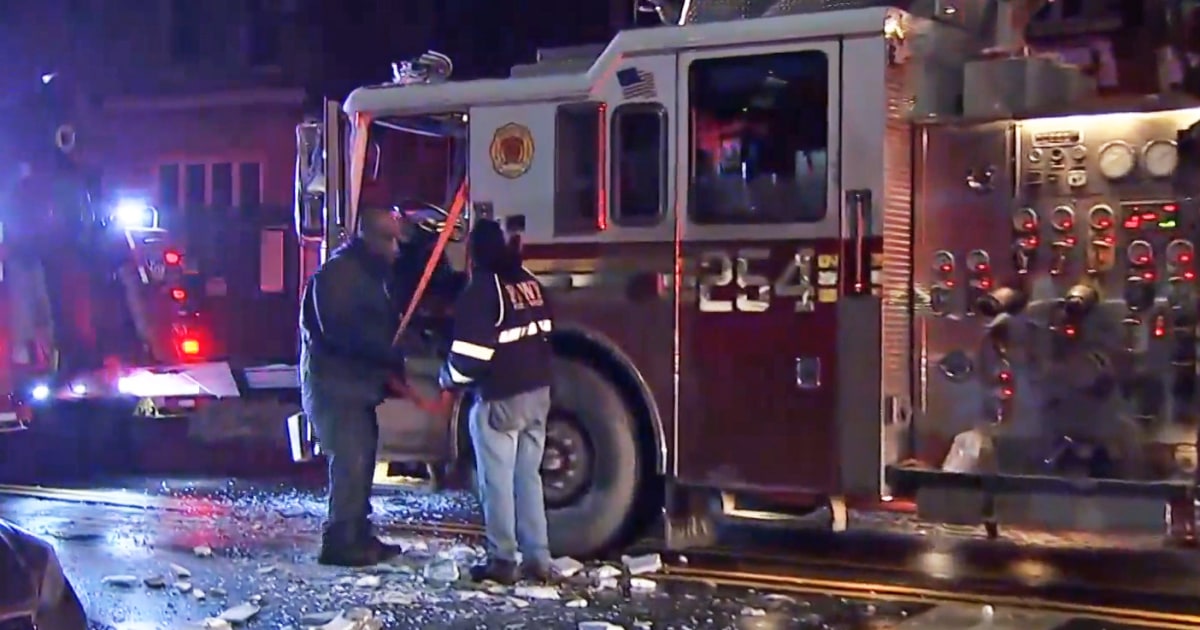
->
<box><xmin>300</xmin><ymin>206</ymin><xmax>407</xmax><ymax>567</ymax></box>
<box><xmin>439</xmin><ymin>219</ymin><xmax>554</xmax><ymax>584</ymax></box>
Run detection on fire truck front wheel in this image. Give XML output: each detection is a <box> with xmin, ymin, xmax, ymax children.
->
<box><xmin>542</xmin><ymin>357</ymin><xmax>641</xmax><ymax>559</ymax></box>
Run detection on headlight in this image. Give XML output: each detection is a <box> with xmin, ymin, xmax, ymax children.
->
<box><xmin>30</xmin><ymin>383</ymin><xmax>50</xmax><ymax>401</ymax></box>
<box><xmin>113</xmin><ymin>199</ymin><xmax>158</xmax><ymax>229</ymax></box>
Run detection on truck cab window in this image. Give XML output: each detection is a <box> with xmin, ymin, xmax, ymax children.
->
<box><xmin>688</xmin><ymin>50</ymin><xmax>829</xmax><ymax>225</ymax></box>
<box><xmin>554</xmin><ymin>102</ymin><xmax>603</xmax><ymax>234</ymax></box>
<box><xmin>611</xmin><ymin>104</ymin><xmax>666</xmax><ymax>224</ymax></box>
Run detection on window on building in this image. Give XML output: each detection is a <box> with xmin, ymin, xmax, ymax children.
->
<box><xmin>611</xmin><ymin>104</ymin><xmax>666</xmax><ymax>224</ymax></box>
<box><xmin>158</xmin><ymin>164</ymin><xmax>180</xmax><ymax>210</ymax></box>
<box><xmin>184</xmin><ymin>164</ymin><xmax>207</xmax><ymax>207</ymax></box>
<box><xmin>169</xmin><ymin>0</ymin><xmax>205</xmax><ymax>63</ymax></box>
<box><xmin>211</xmin><ymin>163</ymin><xmax>233</xmax><ymax>207</ymax></box>
<box><xmin>687</xmin><ymin>50</ymin><xmax>829</xmax><ymax>225</ymax></box>
<box><xmin>246</xmin><ymin>0</ymin><xmax>281</xmax><ymax>67</ymax></box>
<box><xmin>239</xmin><ymin>162</ymin><xmax>262</xmax><ymax>208</ymax></box>
<box><xmin>553</xmin><ymin>102</ymin><xmax>603</xmax><ymax>235</ymax></box>
<box><xmin>157</xmin><ymin>161</ymin><xmax>264</xmax><ymax>209</ymax></box>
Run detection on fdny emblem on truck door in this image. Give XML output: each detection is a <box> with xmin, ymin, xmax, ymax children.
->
<box><xmin>489</xmin><ymin>123</ymin><xmax>534</xmax><ymax>179</ymax></box>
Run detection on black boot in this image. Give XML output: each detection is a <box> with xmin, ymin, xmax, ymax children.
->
<box><xmin>521</xmin><ymin>561</ymin><xmax>555</xmax><ymax>583</ymax></box>
<box><xmin>469</xmin><ymin>558</ymin><xmax>519</xmax><ymax>585</ymax></box>
<box><xmin>318</xmin><ymin>522</ymin><xmax>386</xmax><ymax>567</ymax></box>
<box><xmin>359</xmin><ymin>521</ymin><xmax>402</xmax><ymax>561</ymax></box>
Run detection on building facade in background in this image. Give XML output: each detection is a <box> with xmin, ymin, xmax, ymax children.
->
<box><xmin>0</xmin><ymin>0</ymin><xmax>319</xmax><ymax>363</ymax></box>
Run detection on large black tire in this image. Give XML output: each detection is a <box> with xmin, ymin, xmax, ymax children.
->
<box><xmin>544</xmin><ymin>357</ymin><xmax>641</xmax><ymax>558</ymax></box>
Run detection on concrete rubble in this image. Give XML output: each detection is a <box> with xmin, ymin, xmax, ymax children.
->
<box><xmin>31</xmin><ymin>481</ymin><xmax>882</xmax><ymax>628</ymax></box>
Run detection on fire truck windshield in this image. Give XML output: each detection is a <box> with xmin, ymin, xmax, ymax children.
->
<box><xmin>688</xmin><ymin>50</ymin><xmax>828</xmax><ymax>225</ymax></box>
<box><xmin>359</xmin><ymin>114</ymin><xmax>467</xmax><ymax>231</ymax></box>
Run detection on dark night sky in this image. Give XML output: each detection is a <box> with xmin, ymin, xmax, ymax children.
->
<box><xmin>319</xmin><ymin>0</ymin><xmax>622</xmax><ymax>100</ymax></box>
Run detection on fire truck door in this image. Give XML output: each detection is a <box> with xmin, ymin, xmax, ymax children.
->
<box><xmin>676</xmin><ymin>41</ymin><xmax>842</xmax><ymax>493</ymax></box>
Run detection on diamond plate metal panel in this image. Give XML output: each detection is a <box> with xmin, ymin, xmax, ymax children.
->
<box><xmin>684</xmin><ymin>0</ymin><xmax>902</xmax><ymax>22</ymax></box>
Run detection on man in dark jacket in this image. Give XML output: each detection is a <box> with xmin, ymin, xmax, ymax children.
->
<box><xmin>439</xmin><ymin>219</ymin><xmax>554</xmax><ymax>584</ymax></box>
<box><xmin>0</xmin><ymin>520</ymin><xmax>87</xmax><ymax>629</ymax></box>
<box><xmin>299</xmin><ymin>206</ymin><xmax>407</xmax><ymax>566</ymax></box>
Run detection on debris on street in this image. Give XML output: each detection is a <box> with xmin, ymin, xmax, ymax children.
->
<box><xmin>0</xmin><ymin>478</ymin><xmax>934</xmax><ymax>628</ymax></box>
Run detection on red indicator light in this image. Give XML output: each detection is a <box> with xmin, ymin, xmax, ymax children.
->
<box><xmin>1000</xmin><ymin>387</ymin><xmax>1015</xmax><ymax>399</ymax></box>
<box><xmin>170</xmin><ymin>288</ymin><xmax>187</xmax><ymax>301</ymax></box>
<box><xmin>1058</xmin><ymin>220</ymin><xmax>1073</xmax><ymax>230</ymax></box>
<box><xmin>1135</xmin><ymin>255</ymin><xmax>1150</xmax><ymax>265</ymax></box>
<box><xmin>997</xmin><ymin>371</ymin><xmax>1013</xmax><ymax>383</ymax></box>
<box><xmin>1164</xmin><ymin>204</ymin><xmax>1178</xmax><ymax>213</ymax></box>
<box><xmin>939</xmin><ymin>264</ymin><xmax>952</xmax><ymax>273</ymax></box>
<box><xmin>1186</xmin><ymin>271</ymin><xmax>1197</xmax><ymax>281</ymax></box>
<box><xmin>1123</xmin><ymin>219</ymin><xmax>1140</xmax><ymax>229</ymax></box>
<box><xmin>1141</xmin><ymin>212</ymin><xmax>1158</xmax><ymax>221</ymax></box>
<box><xmin>1022</xmin><ymin>220</ymin><xmax>1036</xmax><ymax>231</ymax></box>
<box><xmin>1143</xmin><ymin>271</ymin><xmax>1155</xmax><ymax>280</ymax></box>
<box><xmin>1064</xmin><ymin>237</ymin><xmax>1077</xmax><ymax>246</ymax></box>
<box><xmin>180</xmin><ymin>338</ymin><xmax>201</xmax><ymax>356</ymax></box>
<box><xmin>1024</xmin><ymin>236</ymin><xmax>1039</xmax><ymax>248</ymax></box>
<box><xmin>975</xmin><ymin>263</ymin><xmax>989</xmax><ymax>272</ymax></box>
<box><xmin>1179</xmin><ymin>253</ymin><xmax>1193</xmax><ymax>264</ymax></box>
<box><xmin>1095</xmin><ymin>219</ymin><xmax>1112</xmax><ymax>229</ymax></box>
<box><xmin>1063</xmin><ymin>324</ymin><xmax>1077</xmax><ymax>337</ymax></box>
<box><xmin>164</xmin><ymin>250</ymin><xmax>182</xmax><ymax>265</ymax></box>
<box><xmin>1102</xmin><ymin>235</ymin><xmax>1115</xmax><ymax>245</ymax></box>
<box><xmin>1154</xmin><ymin>325</ymin><xmax>1167</xmax><ymax>338</ymax></box>
<box><xmin>944</xmin><ymin>280</ymin><xmax>955</xmax><ymax>287</ymax></box>
<box><xmin>979</xmin><ymin>278</ymin><xmax>992</xmax><ymax>289</ymax></box>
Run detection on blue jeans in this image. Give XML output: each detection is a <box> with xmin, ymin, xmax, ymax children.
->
<box><xmin>469</xmin><ymin>386</ymin><xmax>552</xmax><ymax>566</ymax></box>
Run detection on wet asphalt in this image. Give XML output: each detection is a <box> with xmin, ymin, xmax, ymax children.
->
<box><xmin>0</xmin><ymin>477</ymin><xmax>1190</xmax><ymax>629</ymax></box>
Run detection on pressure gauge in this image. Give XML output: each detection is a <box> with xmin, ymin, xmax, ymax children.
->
<box><xmin>1143</xmin><ymin>140</ymin><xmax>1179</xmax><ymax>178</ymax></box>
<box><xmin>1098</xmin><ymin>142</ymin><xmax>1136</xmax><ymax>180</ymax></box>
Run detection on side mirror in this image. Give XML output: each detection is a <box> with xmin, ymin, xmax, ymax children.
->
<box><xmin>297</xmin><ymin>193</ymin><xmax>325</xmax><ymax>239</ymax></box>
<box><xmin>295</xmin><ymin>121</ymin><xmax>326</xmax><ymax>239</ymax></box>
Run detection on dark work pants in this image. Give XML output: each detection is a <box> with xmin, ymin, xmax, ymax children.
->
<box><xmin>302</xmin><ymin>387</ymin><xmax>379</xmax><ymax>532</ymax></box>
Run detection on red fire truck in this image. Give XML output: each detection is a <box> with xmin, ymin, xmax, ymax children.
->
<box><xmin>287</xmin><ymin>0</ymin><xmax>1200</xmax><ymax>557</ymax></box>
<box><xmin>0</xmin><ymin>75</ymin><xmax>222</xmax><ymax>444</ymax></box>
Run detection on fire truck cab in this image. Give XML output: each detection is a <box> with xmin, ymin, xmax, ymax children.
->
<box><xmin>291</xmin><ymin>0</ymin><xmax>1200</xmax><ymax>557</ymax></box>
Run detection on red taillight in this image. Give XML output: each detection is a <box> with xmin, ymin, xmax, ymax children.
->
<box><xmin>180</xmin><ymin>338</ymin><xmax>201</xmax><ymax>356</ymax></box>
<box><xmin>164</xmin><ymin>250</ymin><xmax>182</xmax><ymax>265</ymax></box>
<box><xmin>170</xmin><ymin>288</ymin><xmax>187</xmax><ymax>301</ymax></box>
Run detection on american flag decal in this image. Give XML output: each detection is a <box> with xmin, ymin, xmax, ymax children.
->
<box><xmin>616</xmin><ymin>67</ymin><xmax>657</xmax><ymax>100</ymax></box>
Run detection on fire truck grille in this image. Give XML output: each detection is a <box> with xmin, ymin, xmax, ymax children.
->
<box><xmin>683</xmin><ymin>0</ymin><xmax>905</xmax><ymax>23</ymax></box>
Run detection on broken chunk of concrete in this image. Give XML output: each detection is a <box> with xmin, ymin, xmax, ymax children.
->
<box><xmin>513</xmin><ymin>585</ymin><xmax>560</xmax><ymax>600</ymax></box>
<box><xmin>578</xmin><ymin>622</ymin><xmax>623</xmax><ymax>630</ymax></box>
<box><xmin>354</xmin><ymin>575</ymin><xmax>382</xmax><ymax>588</ymax></box>
<box><xmin>319</xmin><ymin>608</ymin><xmax>380</xmax><ymax>630</ymax></box>
<box><xmin>176</xmin><ymin>581</ymin><xmax>193</xmax><ymax>593</ymax></box>
<box><xmin>620</xmin><ymin>553</ymin><xmax>662</xmax><ymax>576</ymax></box>
<box><xmin>218</xmin><ymin>602</ymin><xmax>261</xmax><ymax>624</ymax></box>
<box><xmin>298</xmin><ymin>611</ymin><xmax>339</xmax><ymax>626</ymax></box>
<box><xmin>193</xmin><ymin>589</ymin><xmax>207</xmax><ymax>600</ymax></box>
<box><xmin>101</xmin><ymin>575</ymin><xmax>138</xmax><ymax>587</ymax></box>
<box><xmin>593</xmin><ymin>565</ymin><xmax>621</xmax><ymax>580</ymax></box>
<box><xmin>422</xmin><ymin>555</ymin><xmax>460</xmax><ymax>583</ymax></box>
<box><xmin>551</xmin><ymin>556</ymin><xmax>584</xmax><ymax>578</ymax></box>
<box><xmin>143</xmin><ymin>576</ymin><xmax>166</xmax><ymax>589</ymax></box>
<box><xmin>193</xmin><ymin>545</ymin><xmax>213</xmax><ymax>557</ymax></box>
<box><xmin>596</xmin><ymin>577</ymin><xmax>619</xmax><ymax>590</ymax></box>
<box><xmin>170</xmin><ymin>562</ymin><xmax>192</xmax><ymax>578</ymax></box>
<box><xmin>629</xmin><ymin>577</ymin><xmax>656</xmax><ymax>592</ymax></box>
<box><xmin>256</xmin><ymin>564</ymin><xmax>277</xmax><ymax>575</ymax></box>
<box><xmin>198</xmin><ymin>619</ymin><xmax>233</xmax><ymax>630</ymax></box>
<box><xmin>566</xmin><ymin>598</ymin><xmax>588</xmax><ymax>608</ymax></box>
